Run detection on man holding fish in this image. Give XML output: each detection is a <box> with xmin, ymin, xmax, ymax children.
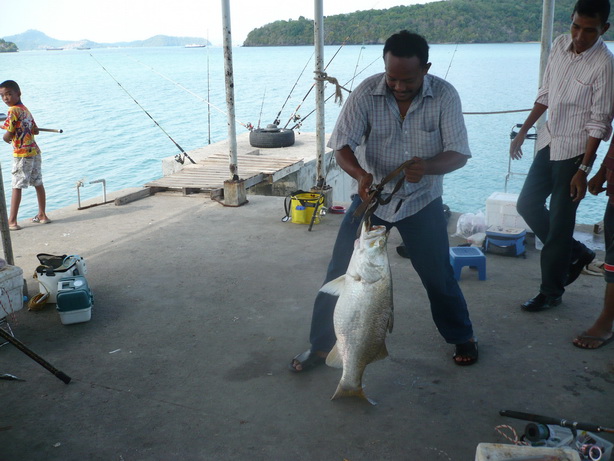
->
<box><xmin>290</xmin><ymin>31</ymin><xmax>478</xmax><ymax>395</ymax></box>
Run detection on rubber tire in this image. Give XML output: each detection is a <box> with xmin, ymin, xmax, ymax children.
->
<box><xmin>249</xmin><ymin>128</ymin><xmax>295</xmax><ymax>148</ymax></box>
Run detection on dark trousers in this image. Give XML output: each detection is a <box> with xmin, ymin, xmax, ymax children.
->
<box><xmin>517</xmin><ymin>146</ymin><xmax>587</xmax><ymax>297</ymax></box>
<box><xmin>309</xmin><ymin>196</ymin><xmax>474</xmax><ymax>353</ymax></box>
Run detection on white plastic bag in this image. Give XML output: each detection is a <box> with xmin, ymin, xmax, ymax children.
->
<box><xmin>453</xmin><ymin>210</ymin><xmax>486</xmax><ymax>238</ymax></box>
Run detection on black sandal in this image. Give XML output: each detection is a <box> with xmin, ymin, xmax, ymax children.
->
<box><xmin>453</xmin><ymin>340</ymin><xmax>478</xmax><ymax>366</ymax></box>
<box><xmin>289</xmin><ymin>349</ymin><xmax>326</xmax><ymax>373</ymax></box>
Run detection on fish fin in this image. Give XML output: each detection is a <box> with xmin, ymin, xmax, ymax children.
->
<box><xmin>331</xmin><ymin>384</ymin><xmax>370</xmax><ymax>403</ymax></box>
<box><xmin>325</xmin><ymin>343</ymin><xmax>343</xmax><ymax>368</ymax></box>
<box><xmin>319</xmin><ymin>276</ymin><xmax>345</xmax><ymax>296</ymax></box>
<box><xmin>372</xmin><ymin>342</ymin><xmax>389</xmax><ymax>362</ymax></box>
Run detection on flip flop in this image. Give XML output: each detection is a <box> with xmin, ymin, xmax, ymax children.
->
<box><xmin>289</xmin><ymin>349</ymin><xmax>326</xmax><ymax>373</ymax></box>
<box><xmin>32</xmin><ymin>216</ymin><xmax>51</xmax><ymax>224</ymax></box>
<box><xmin>453</xmin><ymin>339</ymin><xmax>478</xmax><ymax>366</ymax></box>
<box><xmin>572</xmin><ymin>331</ymin><xmax>614</xmax><ymax>350</ymax></box>
<box><xmin>8</xmin><ymin>224</ymin><xmax>21</xmax><ymax>231</ymax></box>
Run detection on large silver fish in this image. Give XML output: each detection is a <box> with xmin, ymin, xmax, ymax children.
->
<box><xmin>320</xmin><ymin>221</ymin><xmax>394</xmax><ymax>401</ymax></box>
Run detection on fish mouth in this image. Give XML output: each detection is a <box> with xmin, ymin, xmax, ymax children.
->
<box><xmin>361</xmin><ymin>224</ymin><xmax>388</xmax><ymax>248</ymax></box>
<box><xmin>364</xmin><ymin>224</ymin><xmax>387</xmax><ymax>236</ymax></box>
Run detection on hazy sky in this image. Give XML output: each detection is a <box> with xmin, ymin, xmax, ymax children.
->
<box><xmin>1</xmin><ymin>0</ymin><xmax>439</xmax><ymax>46</ymax></box>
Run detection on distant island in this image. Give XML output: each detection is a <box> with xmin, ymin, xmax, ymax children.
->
<box><xmin>0</xmin><ymin>39</ymin><xmax>18</xmax><ymax>53</ymax></box>
<box><xmin>243</xmin><ymin>0</ymin><xmax>611</xmax><ymax>46</ymax></box>
<box><xmin>1</xmin><ymin>30</ymin><xmax>210</xmax><ymax>52</ymax></box>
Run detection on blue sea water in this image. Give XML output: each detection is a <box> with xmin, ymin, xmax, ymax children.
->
<box><xmin>0</xmin><ymin>43</ymin><xmax>611</xmax><ymax>224</ymax></box>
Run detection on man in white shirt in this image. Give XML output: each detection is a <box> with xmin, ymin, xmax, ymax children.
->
<box><xmin>510</xmin><ymin>0</ymin><xmax>614</xmax><ymax>311</ymax></box>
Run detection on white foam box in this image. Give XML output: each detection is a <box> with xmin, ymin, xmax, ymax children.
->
<box><xmin>475</xmin><ymin>443</ymin><xmax>580</xmax><ymax>461</ymax></box>
<box><xmin>485</xmin><ymin>191</ymin><xmax>531</xmax><ymax>231</ymax></box>
<box><xmin>0</xmin><ymin>265</ymin><xmax>24</xmax><ymax>319</ymax></box>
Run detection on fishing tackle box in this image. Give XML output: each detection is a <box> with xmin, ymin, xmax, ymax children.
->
<box><xmin>35</xmin><ymin>254</ymin><xmax>87</xmax><ymax>303</ymax></box>
<box><xmin>56</xmin><ymin>275</ymin><xmax>93</xmax><ymax>325</ymax></box>
<box><xmin>483</xmin><ymin>226</ymin><xmax>526</xmax><ymax>257</ymax></box>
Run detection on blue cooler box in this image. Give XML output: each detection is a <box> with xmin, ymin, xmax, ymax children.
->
<box><xmin>56</xmin><ymin>276</ymin><xmax>94</xmax><ymax>325</ymax></box>
<box><xmin>484</xmin><ymin>226</ymin><xmax>526</xmax><ymax>257</ymax></box>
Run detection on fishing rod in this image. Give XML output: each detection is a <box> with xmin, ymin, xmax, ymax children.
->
<box><xmin>290</xmin><ymin>55</ymin><xmax>380</xmax><ymax>131</ymax></box>
<box><xmin>206</xmin><ymin>33</ymin><xmax>211</xmax><ymax>145</ymax></box>
<box><xmin>444</xmin><ymin>43</ymin><xmax>459</xmax><ymax>80</ymax></box>
<box><xmin>349</xmin><ymin>45</ymin><xmax>366</xmax><ymax>92</ymax></box>
<box><xmin>283</xmin><ymin>36</ymin><xmax>351</xmax><ymax>130</ymax></box>
<box><xmin>273</xmin><ymin>52</ymin><xmax>313</xmax><ymax>126</ymax></box>
<box><xmin>500</xmin><ymin>410</ymin><xmax>614</xmax><ymax>434</ymax></box>
<box><xmin>38</xmin><ymin>128</ymin><xmax>63</xmax><ymax>133</ymax></box>
<box><xmin>257</xmin><ymin>87</ymin><xmax>267</xmax><ymax>129</ymax></box>
<box><xmin>0</xmin><ymin>327</ymin><xmax>71</xmax><ymax>384</ymax></box>
<box><xmin>89</xmin><ymin>53</ymin><xmax>195</xmax><ymax>164</ymax></box>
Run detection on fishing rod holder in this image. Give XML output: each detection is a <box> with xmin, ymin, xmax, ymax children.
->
<box><xmin>76</xmin><ymin>178</ymin><xmax>114</xmax><ymax>210</ymax></box>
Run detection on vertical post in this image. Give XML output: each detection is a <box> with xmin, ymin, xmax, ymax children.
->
<box><xmin>314</xmin><ymin>0</ymin><xmax>325</xmax><ymax>187</ymax></box>
<box><xmin>535</xmin><ymin>0</ymin><xmax>555</xmax><ymax>150</ymax></box>
<box><xmin>222</xmin><ymin>0</ymin><xmax>238</xmax><ymax>181</ymax></box>
<box><xmin>539</xmin><ymin>0</ymin><xmax>555</xmax><ymax>87</ymax></box>
<box><xmin>0</xmin><ymin>163</ymin><xmax>14</xmax><ymax>265</ymax></box>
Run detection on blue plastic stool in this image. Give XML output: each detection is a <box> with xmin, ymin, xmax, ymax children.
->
<box><xmin>449</xmin><ymin>247</ymin><xmax>486</xmax><ymax>281</ymax></box>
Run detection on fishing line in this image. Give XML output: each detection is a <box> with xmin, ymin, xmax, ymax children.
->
<box><xmin>89</xmin><ymin>53</ymin><xmax>195</xmax><ymax>164</ymax></box>
<box><xmin>124</xmin><ymin>54</ymin><xmax>253</xmax><ymax>130</ymax></box>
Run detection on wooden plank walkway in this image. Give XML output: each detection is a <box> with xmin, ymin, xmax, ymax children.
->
<box><xmin>144</xmin><ymin>153</ymin><xmax>304</xmax><ymax>194</ymax></box>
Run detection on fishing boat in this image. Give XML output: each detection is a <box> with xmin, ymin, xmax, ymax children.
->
<box><xmin>184</xmin><ymin>44</ymin><xmax>206</xmax><ymax>48</ymax></box>
<box><xmin>45</xmin><ymin>47</ymin><xmax>63</xmax><ymax>51</ymax></box>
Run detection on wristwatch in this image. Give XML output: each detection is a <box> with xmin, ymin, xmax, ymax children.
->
<box><xmin>578</xmin><ymin>164</ymin><xmax>592</xmax><ymax>174</ymax></box>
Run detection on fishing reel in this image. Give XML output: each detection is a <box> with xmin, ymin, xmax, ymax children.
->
<box><xmin>523</xmin><ymin>423</ymin><xmax>611</xmax><ymax>461</ymax></box>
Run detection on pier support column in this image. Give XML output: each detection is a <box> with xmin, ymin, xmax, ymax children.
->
<box><xmin>224</xmin><ymin>179</ymin><xmax>247</xmax><ymax>207</ymax></box>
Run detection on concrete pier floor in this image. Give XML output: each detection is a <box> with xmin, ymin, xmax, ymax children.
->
<box><xmin>1</xmin><ymin>191</ymin><xmax>613</xmax><ymax>460</ymax></box>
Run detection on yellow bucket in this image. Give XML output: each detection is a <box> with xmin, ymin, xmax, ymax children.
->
<box><xmin>290</xmin><ymin>193</ymin><xmax>324</xmax><ymax>225</ymax></box>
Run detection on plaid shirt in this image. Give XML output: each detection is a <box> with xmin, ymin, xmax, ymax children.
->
<box><xmin>328</xmin><ymin>72</ymin><xmax>471</xmax><ymax>222</ymax></box>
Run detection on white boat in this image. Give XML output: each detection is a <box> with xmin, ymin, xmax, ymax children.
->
<box><xmin>184</xmin><ymin>44</ymin><xmax>206</xmax><ymax>48</ymax></box>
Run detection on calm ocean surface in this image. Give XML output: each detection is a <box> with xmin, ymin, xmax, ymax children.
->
<box><xmin>0</xmin><ymin>43</ymin><xmax>611</xmax><ymax>224</ymax></box>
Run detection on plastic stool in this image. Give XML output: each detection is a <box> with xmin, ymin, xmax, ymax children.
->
<box><xmin>449</xmin><ymin>246</ymin><xmax>486</xmax><ymax>281</ymax></box>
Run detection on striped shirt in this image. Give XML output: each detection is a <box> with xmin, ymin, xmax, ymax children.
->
<box><xmin>536</xmin><ymin>34</ymin><xmax>614</xmax><ymax>159</ymax></box>
<box><xmin>327</xmin><ymin>72</ymin><xmax>471</xmax><ymax>222</ymax></box>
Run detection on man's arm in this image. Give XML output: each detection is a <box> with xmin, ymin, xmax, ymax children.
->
<box><xmin>510</xmin><ymin>103</ymin><xmax>548</xmax><ymax>160</ymax></box>
<box><xmin>2</xmin><ymin>130</ymin><xmax>13</xmax><ymax>144</ymax></box>
<box><xmin>404</xmin><ymin>151</ymin><xmax>468</xmax><ymax>183</ymax></box>
<box><xmin>335</xmin><ymin>145</ymin><xmax>373</xmax><ymax>201</ymax></box>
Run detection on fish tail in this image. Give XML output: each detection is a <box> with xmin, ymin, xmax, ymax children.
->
<box><xmin>331</xmin><ymin>384</ymin><xmax>368</xmax><ymax>401</ymax></box>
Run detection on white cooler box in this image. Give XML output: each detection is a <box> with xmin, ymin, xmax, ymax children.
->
<box><xmin>0</xmin><ymin>265</ymin><xmax>24</xmax><ymax>319</ymax></box>
<box><xmin>485</xmin><ymin>192</ymin><xmax>531</xmax><ymax>231</ymax></box>
<box><xmin>35</xmin><ymin>254</ymin><xmax>87</xmax><ymax>304</ymax></box>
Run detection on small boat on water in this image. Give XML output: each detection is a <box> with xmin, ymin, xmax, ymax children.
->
<box><xmin>46</xmin><ymin>47</ymin><xmax>63</xmax><ymax>51</ymax></box>
<box><xmin>184</xmin><ymin>44</ymin><xmax>206</xmax><ymax>48</ymax></box>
